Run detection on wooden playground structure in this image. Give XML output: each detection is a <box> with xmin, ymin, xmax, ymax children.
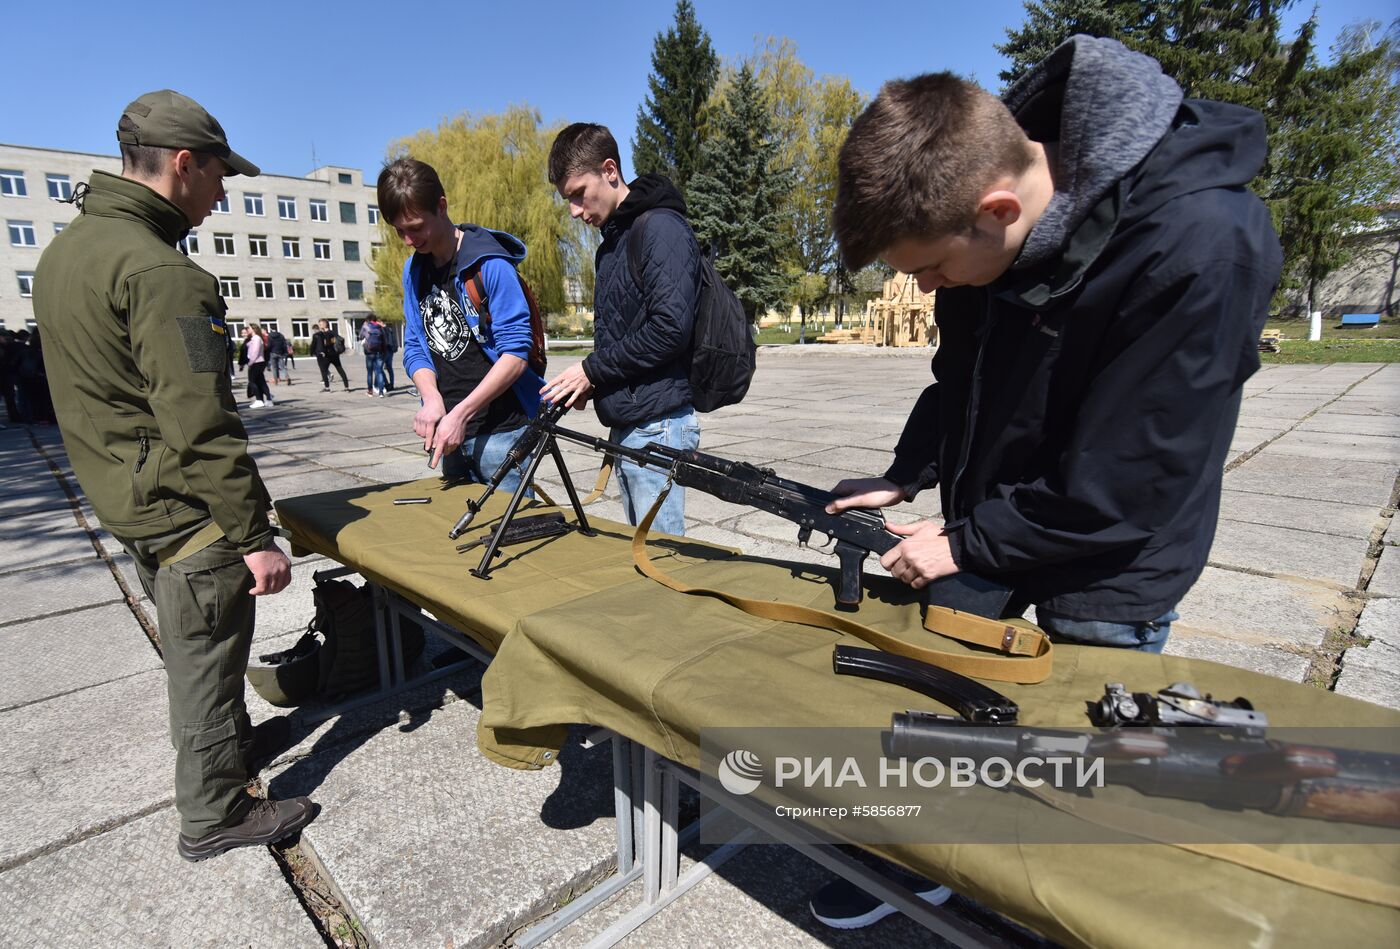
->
<box><xmin>816</xmin><ymin>272</ymin><xmax>937</xmax><ymax>347</ymax></box>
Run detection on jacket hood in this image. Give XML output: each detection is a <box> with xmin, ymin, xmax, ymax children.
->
<box><xmin>605</xmin><ymin>174</ymin><xmax>688</xmax><ymax>236</ymax></box>
<box><xmin>80</xmin><ymin>170</ymin><xmax>190</xmax><ymax>245</ymax></box>
<box><xmin>1004</xmin><ymin>34</ymin><xmax>1183</xmax><ymax>270</ymax></box>
<box><xmin>1123</xmin><ymin>98</ymin><xmax>1270</xmax><ymax>220</ymax></box>
<box><xmin>449</xmin><ymin>224</ymin><xmax>526</xmax><ymax>272</ymax></box>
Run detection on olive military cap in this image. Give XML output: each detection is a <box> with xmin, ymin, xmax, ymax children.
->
<box><xmin>117</xmin><ymin>89</ymin><xmax>259</xmax><ymax>177</ymax></box>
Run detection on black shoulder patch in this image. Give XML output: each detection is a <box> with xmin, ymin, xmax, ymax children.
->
<box><xmin>177</xmin><ymin>315</ymin><xmax>228</xmax><ymax>372</ymax></box>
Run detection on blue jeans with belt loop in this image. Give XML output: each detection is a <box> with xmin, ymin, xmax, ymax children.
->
<box><xmin>611</xmin><ymin>406</ymin><xmax>700</xmax><ymax>537</ymax></box>
<box><xmin>1034</xmin><ymin>607</ymin><xmax>1178</xmax><ymax>653</ymax></box>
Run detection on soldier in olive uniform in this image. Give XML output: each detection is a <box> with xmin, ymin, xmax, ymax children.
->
<box><xmin>34</xmin><ymin>91</ymin><xmax>317</xmax><ymax>861</ymax></box>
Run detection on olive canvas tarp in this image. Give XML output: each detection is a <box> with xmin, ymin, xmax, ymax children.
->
<box><xmin>277</xmin><ymin>479</ymin><xmax>1400</xmax><ymax>949</ymax></box>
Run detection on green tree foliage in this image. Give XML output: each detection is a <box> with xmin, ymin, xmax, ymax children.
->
<box><xmin>632</xmin><ymin>0</ymin><xmax>719</xmax><ymax>190</ymax></box>
<box><xmin>368</xmin><ymin>106</ymin><xmax>593</xmax><ymax>319</ymax></box>
<box><xmin>998</xmin><ymin>0</ymin><xmax>1145</xmax><ymax>85</ymax></box>
<box><xmin>745</xmin><ymin>38</ymin><xmax>866</xmax><ymax>333</ymax></box>
<box><xmin>1264</xmin><ymin>19</ymin><xmax>1400</xmax><ymax>311</ymax></box>
<box><xmin>997</xmin><ymin>2</ymin><xmax>1400</xmax><ymax>307</ymax></box>
<box><xmin>688</xmin><ymin>65</ymin><xmax>793</xmax><ymax>322</ymax></box>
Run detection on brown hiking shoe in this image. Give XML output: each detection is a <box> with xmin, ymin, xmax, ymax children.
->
<box><xmin>177</xmin><ymin>796</ymin><xmax>318</xmax><ymax>862</ymax></box>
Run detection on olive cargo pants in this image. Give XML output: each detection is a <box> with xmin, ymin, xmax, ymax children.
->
<box><xmin>121</xmin><ymin>534</ymin><xmax>257</xmax><ymax>838</ymax></box>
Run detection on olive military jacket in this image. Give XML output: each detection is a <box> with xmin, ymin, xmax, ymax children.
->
<box><xmin>34</xmin><ymin>171</ymin><xmax>273</xmax><ymax>553</ymax></box>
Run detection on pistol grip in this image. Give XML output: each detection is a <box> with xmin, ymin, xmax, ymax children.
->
<box><xmin>834</xmin><ymin>542</ymin><xmax>866</xmax><ymax>606</ymax></box>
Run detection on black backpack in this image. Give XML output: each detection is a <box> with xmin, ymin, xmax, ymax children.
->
<box><xmin>267</xmin><ymin>331</ymin><xmax>289</xmax><ymax>357</ymax></box>
<box><xmin>627</xmin><ymin>209</ymin><xmax>755</xmax><ymax>413</ymax></box>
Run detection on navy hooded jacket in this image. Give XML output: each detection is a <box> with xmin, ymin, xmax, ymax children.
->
<box><xmin>583</xmin><ymin>175</ymin><xmax>701</xmax><ymax>428</ymax></box>
<box><xmin>884</xmin><ymin>36</ymin><xmax>1283</xmax><ymax>621</ymax></box>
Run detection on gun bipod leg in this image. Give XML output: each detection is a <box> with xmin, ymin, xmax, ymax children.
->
<box><xmin>471</xmin><ymin>432</ymin><xmax>557</xmax><ymax>580</ymax></box>
<box><xmin>549</xmin><ymin>437</ymin><xmax>596</xmax><ymax>537</ymax></box>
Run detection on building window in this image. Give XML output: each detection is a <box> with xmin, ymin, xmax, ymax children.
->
<box><xmin>226</xmin><ymin>319</ymin><xmax>244</xmax><ymax>339</ymax></box>
<box><xmin>347</xmin><ymin>280</ymin><xmax>364</xmax><ymax>301</ymax></box>
<box><xmin>337</xmin><ymin>172</ymin><xmax>352</xmax><ymax>185</ymax></box>
<box><xmin>368</xmin><ymin>205</ymin><xmax>379</xmax><ymax>225</ymax></box>
<box><xmin>278</xmin><ymin>195</ymin><xmax>297</xmax><ymax>220</ymax></box>
<box><xmin>219</xmin><ymin>276</ymin><xmax>241</xmax><ymax>298</ymax></box>
<box><xmin>291</xmin><ymin>318</ymin><xmax>310</xmax><ymax>339</ymax></box>
<box><xmin>343</xmin><ymin>240</ymin><xmax>360</xmax><ymax>262</ymax></box>
<box><xmin>282</xmin><ymin>237</ymin><xmax>301</xmax><ymax>258</ymax></box>
<box><xmin>47</xmin><ymin>174</ymin><xmax>72</xmax><ymax>201</ymax></box>
<box><xmin>53</xmin><ymin>222</ymin><xmax>65</xmax><ymax>235</ymax></box>
<box><xmin>1</xmin><ymin>170</ymin><xmax>27</xmax><ymax>197</ymax></box>
<box><xmin>287</xmin><ymin>279</ymin><xmax>305</xmax><ymax>299</ymax></box>
<box><xmin>254</xmin><ymin>277</ymin><xmax>274</xmax><ymax>299</ymax></box>
<box><xmin>371</xmin><ymin>242</ymin><xmax>382</xmax><ymax>261</ymax></box>
<box><xmin>17</xmin><ymin>271</ymin><xmax>35</xmax><ymax>297</ymax></box>
<box><xmin>339</xmin><ymin>201</ymin><xmax>357</xmax><ymax>225</ymax></box>
<box><xmin>309</xmin><ymin>199</ymin><xmax>327</xmax><ymax>222</ymax></box>
<box><xmin>178</xmin><ymin>231</ymin><xmax>200</xmax><ymax>255</ymax></box>
<box><xmin>249</xmin><ymin>235</ymin><xmax>269</xmax><ymax>257</ymax></box>
<box><xmin>313</xmin><ymin>238</ymin><xmax>331</xmax><ymax>260</ymax></box>
<box><xmin>8</xmin><ymin>221</ymin><xmax>37</xmax><ymax>247</ymax></box>
<box><xmin>317</xmin><ymin>279</ymin><xmax>336</xmax><ymax>300</ymax></box>
<box><xmin>244</xmin><ymin>193</ymin><xmax>264</xmax><ymax>216</ymax></box>
<box><xmin>212</xmin><ymin>195</ymin><xmax>230</xmax><ymax>214</ymax></box>
<box><xmin>214</xmin><ymin>233</ymin><xmax>235</xmax><ymax>256</ymax></box>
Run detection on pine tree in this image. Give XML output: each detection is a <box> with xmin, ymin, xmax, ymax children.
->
<box><xmin>1264</xmin><ymin>18</ymin><xmax>1400</xmax><ymax>312</ymax></box>
<box><xmin>688</xmin><ymin>65</ymin><xmax>793</xmax><ymax>322</ymax></box>
<box><xmin>632</xmin><ymin>0</ymin><xmax>719</xmax><ymax>190</ymax></box>
<box><xmin>998</xmin><ymin>0</ymin><xmax>1146</xmax><ymax>86</ymax></box>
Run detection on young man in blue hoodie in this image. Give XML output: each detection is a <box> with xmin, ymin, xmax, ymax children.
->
<box><xmin>810</xmin><ymin>35</ymin><xmax>1283</xmax><ymax>930</ymax></box>
<box><xmin>379</xmin><ymin>158</ymin><xmax>544</xmax><ymax>489</ymax></box>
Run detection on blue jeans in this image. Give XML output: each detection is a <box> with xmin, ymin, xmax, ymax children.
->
<box><xmin>611</xmin><ymin>406</ymin><xmax>700</xmax><ymax>537</ymax></box>
<box><xmin>1035</xmin><ymin>607</ymin><xmax>1178</xmax><ymax>653</ymax></box>
<box><xmin>364</xmin><ymin>353</ymin><xmax>387</xmax><ymax>392</ymax></box>
<box><xmin>456</xmin><ymin>425</ymin><xmax>532</xmax><ymax>497</ymax></box>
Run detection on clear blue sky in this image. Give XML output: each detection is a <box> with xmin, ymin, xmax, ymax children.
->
<box><xmin>0</xmin><ymin>0</ymin><xmax>1383</xmax><ymax>182</ymax></box>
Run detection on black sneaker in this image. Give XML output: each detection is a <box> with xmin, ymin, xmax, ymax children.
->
<box><xmin>177</xmin><ymin>796</ymin><xmax>318</xmax><ymax>862</ymax></box>
<box><xmin>809</xmin><ymin>874</ymin><xmax>952</xmax><ymax>930</ymax></box>
<box><xmin>247</xmin><ymin>716</ymin><xmax>293</xmax><ymax>774</ymax></box>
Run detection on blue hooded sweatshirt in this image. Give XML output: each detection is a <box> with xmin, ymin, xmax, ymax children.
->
<box><xmin>400</xmin><ymin>224</ymin><xmax>543</xmax><ymax>419</ymax></box>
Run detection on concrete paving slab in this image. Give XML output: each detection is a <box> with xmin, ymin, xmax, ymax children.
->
<box><xmin>262</xmin><ymin>468</ymin><xmax>372</xmax><ymax>499</ymax></box>
<box><xmin>1266</xmin><ymin>430</ymin><xmax>1400</xmax><ymax>465</ymax></box>
<box><xmin>1333</xmin><ymin>663</ymin><xmax>1400</xmax><ymax>711</ymax></box>
<box><xmin>1223</xmin><ymin>451</ymin><xmax>1396</xmax><ymax>508</ymax></box>
<box><xmin>340</xmin><ymin>457</ymin><xmax>437</xmax><ymax>484</ymax></box>
<box><xmin>794</xmin><ymin>445</ymin><xmax>899</xmax><ymax>478</ymax></box>
<box><xmin>1300</xmin><ymin>412</ymin><xmax>1400</xmax><ymax>438</ymax></box>
<box><xmin>1216</xmin><ymin>490</ymin><xmax>1380</xmax><ymax>540</ymax></box>
<box><xmin>1369</xmin><ymin>543</ymin><xmax>1400</xmax><ymax>598</ymax></box>
<box><xmin>0</xmin><ymin>603</ymin><xmax>160</xmax><ymax>711</ymax></box>
<box><xmin>1173</xmin><ymin>566</ymin><xmax>1348</xmax><ymax>648</ymax></box>
<box><xmin>0</xmin><ymin>506</ymin><xmax>96</xmax><ymax>573</ymax></box>
<box><xmin>268</xmin><ymin>700</ymin><xmax>617</xmax><ymax>949</ymax></box>
<box><xmin>1161</xmin><ymin>632</ymin><xmax>1311</xmax><ymax>683</ymax></box>
<box><xmin>0</xmin><ymin>807</ymin><xmax>318</xmax><ymax>949</ymax></box>
<box><xmin>1340</xmin><ymin>598</ymin><xmax>1400</xmax><ymax>673</ymax></box>
<box><xmin>316</xmin><ymin>446</ymin><xmax>423</xmax><ymax>470</ymax></box>
<box><xmin>1326</xmin><ymin>398</ymin><xmax>1400</xmax><ymax>417</ymax></box>
<box><xmin>0</xmin><ymin>667</ymin><xmax>174</xmax><ymax>865</ymax></box>
<box><xmin>1207</xmin><ymin>519</ymin><xmax>1368</xmax><ymax>588</ymax></box>
<box><xmin>0</xmin><ymin>560</ymin><xmax>124</xmax><ymax>626</ymax></box>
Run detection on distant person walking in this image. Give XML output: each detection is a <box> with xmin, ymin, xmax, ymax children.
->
<box><xmin>311</xmin><ymin>319</ymin><xmax>349</xmax><ymax>391</ymax></box>
<box><xmin>266</xmin><ymin>327</ymin><xmax>293</xmax><ymax>386</ymax></box>
<box><xmin>359</xmin><ymin>315</ymin><xmax>389</xmax><ymax>397</ymax></box>
<box><xmin>244</xmin><ymin>323</ymin><xmax>274</xmax><ymax>408</ymax></box>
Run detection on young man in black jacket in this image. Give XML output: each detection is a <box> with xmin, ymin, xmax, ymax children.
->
<box><xmin>542</xmin><ymin>123</ymin><xmax>701</xmax><ymax>536</ymax></box>
<box><xmin>812</xmin><ymin>35</ymin><xmax>1282</xmax><ymax>928</ymax></box>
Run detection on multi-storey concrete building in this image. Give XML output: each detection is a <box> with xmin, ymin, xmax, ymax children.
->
<box><xmin>0</xmin><ymin>143</ymin><xmax>383</xmax><ymax>346</ymax></box>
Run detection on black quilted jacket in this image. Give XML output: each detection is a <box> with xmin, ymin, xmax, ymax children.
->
<box><xmin>582</xmin><ymin>174</ymin><xmax>700</xmax><ymax>428</ymax></box>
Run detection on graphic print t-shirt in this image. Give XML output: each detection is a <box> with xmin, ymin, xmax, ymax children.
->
<box><xmin>417</xmin><ymin>257</ymin><xmax>526</xmax><ymax>438</ymax></box>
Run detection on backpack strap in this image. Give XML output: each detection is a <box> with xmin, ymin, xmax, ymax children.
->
<box><xmin>463</xmin><ymin>265</ymin><xmax>491</xmax><ymax>323</ymax></box>
<box><xmin>626</xmin><ymin>210</ymin><xmax>656</xmax><ymax>291</ymax></box>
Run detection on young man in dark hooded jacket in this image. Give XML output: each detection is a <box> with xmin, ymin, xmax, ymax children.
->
<box><xmin>542</xmin><ymin>123</ymin><xmax>701</xmax><ymax>536</ymax></box>
<box><xmin>380</xmin><ymin>158</ymin><xmax>545</xmax><ymax>490</ymax></box>
<box><xmin>811</xmin><ymin>35</ymin><xmax>1283</xmax><ymax>929</ymax></box>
